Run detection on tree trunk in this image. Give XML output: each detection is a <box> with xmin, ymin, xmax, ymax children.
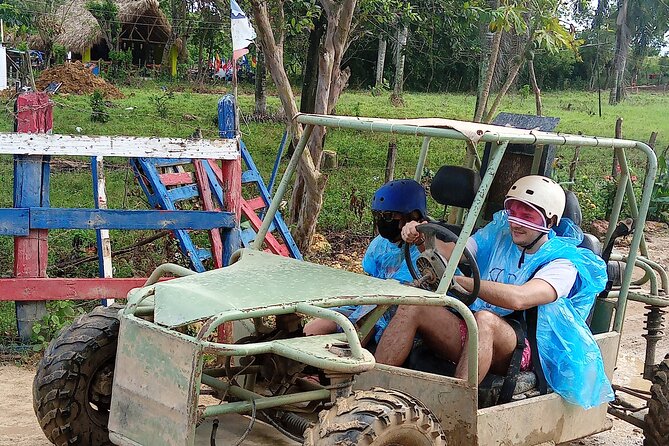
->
<box><xmin>392</xmin><ymin>24</ymin><xmax>408</xmax><ymax>98</ymax></box>
<box><xmin>290</xmin><ymin>13</ymin><xmax>326</xmax><ymax>222</ymax></box>
<box><xmin>483</xmin><ymin>55</ymin><xmax>526</xmax><ymax>123</ymax></box>
<box><xmin>251</xmin><ymin>1</ymin><xmax>299</xmax><ymax>126</ymax></box>
<box><xmin>301</xmin><ymin>14</ymin><xmax>327</xmax><ymax>115</ymax></box>
<box><xmin>254</xmin><ymin>44</ymin><xmax>267</xmax><ymax>115</ymax></box>
<box><xmin>251</xmin><ymin>0</ymin><xmax>355</xmax><ymax>253</ymax></box>
<box><xmin>196</xmin><ymin>33</ymin><xmax>206</xmax><ymax>81</ymax></box>
<box><xmin>475</xmin><ymin>30</ymin><xmax>502</xmax><ymax>122</ymax></box>
<box><xmin>610</xmin><ymin>0</ymin><xmax>630</xmax><ymax>105</ymax></box>
<box><xmin>293</xmin><ymin>0</ymin><xmax>355</xmax><ymax>251</ymax></box>
<box><xmin>592</xmin><ymin>0</ymin><xmax>607</xmax><ymax>29</ymax></box>
<box><xmin>528</xmin><ymin>58</ymin><xmax>542</xmax><ymax>116</ymax></box>
<box><xmin>375</xmin><ymin>37</ymin><xmax>387</xmax><ymax>88</ymax></box>
<box><xmin>161</xmin><ymin>34</ymin><xmax>177</xmax><ymax>74</ymax></box>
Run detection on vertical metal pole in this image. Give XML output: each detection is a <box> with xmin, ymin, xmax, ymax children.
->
<box><xmin>614</xmin><ymin>142</ymin><xmax>657</xmax><ymax>333</ymax></box>
<box><xmin>530</xmin><ymin>145</ymin><xmax>544</xmax><ymax>175</ymax></box>
<box><xmin>437</xmin><ymin>141</ymin><xmax>509</xmax><ymax>294</ymax></box>
<box><xmin>604</xmin><ymin>147</ymin><xmax>649</xmax><ymax>256</ymax></box>
<box><xmin>253</xmin><ymin>125</ymin><xmax>314</xmax><ymax>250</ymax></box>
<box><xmin>414</xmin><ymin>137</ymin><xmax>431</xmax><ymax>181</ymax></box>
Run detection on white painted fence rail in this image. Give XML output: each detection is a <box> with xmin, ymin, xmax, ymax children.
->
<box><xmin>0</xmin><ymin>133</ymin><xmax>239</xmax><ymax>159</ymax></box>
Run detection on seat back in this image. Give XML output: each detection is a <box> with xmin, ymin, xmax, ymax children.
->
<box><xmin>430</xmin><ymin>165</ymin><xmax>481</xmax><ymax>209</ymax></box>
<box><xmin>563</xmin><ymin>190</ymin><xmax>583</xmax><ymax>227</ymax></box>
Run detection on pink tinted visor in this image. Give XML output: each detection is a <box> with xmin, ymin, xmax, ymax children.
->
<box><xmin>504</xmin><ymin>198</ymin><xmax>550</xmax><ymax>233</ymax></box>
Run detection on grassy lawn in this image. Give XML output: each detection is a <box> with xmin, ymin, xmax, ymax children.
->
<box><xmin>0</xmin><ymin>84</ymin><xmax>666</xmax><ymax>341</ymax></box>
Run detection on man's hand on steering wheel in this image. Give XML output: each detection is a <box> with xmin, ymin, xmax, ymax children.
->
<box><xmin>402</xmin><ymin>222</ymin><xmax>480</xmax><ymax>306</ymax></box>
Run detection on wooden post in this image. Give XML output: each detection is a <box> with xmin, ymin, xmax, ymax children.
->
<box><xmin>568</xmin><ymin>146</ymin><xmax>580</xmax><ymax>191</ymax></box>
<box><xmin>217</xmin><ymin>94</ymin><xmax>241</xmax><ymax>345</ymax></box>
<box><xmin>92</xmin><ymin>156</ymin><xmax>114</xmax><ymax>306</ymax></box>
<box><xmin>82</xmin><ymin>48</ymin><xmax>91</xmax><ymax>63</ymax></box>
<box><xmin>14</xmin><ymin>92</ymin><xmax>52</xmax><ymax>342</ymax></box>
<box><xmin>648</xmin><ymin>131</ymin><xmax>658</xmax><ymax>151</ymax></box>
<box><xmin>385</xmin><ymin>141</ymin><xmax>397</xmax><ymax>183</ymax></box>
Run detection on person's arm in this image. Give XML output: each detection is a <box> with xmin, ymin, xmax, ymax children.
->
<box><xmin>454</xmin><ymin>259</ymin><xmax>577</xmax><ymax>310</ymax></box>
<box><xmin>453</xmin><ymin>276</ymin><xmax>557</xmax><ymax>310</ymax></box>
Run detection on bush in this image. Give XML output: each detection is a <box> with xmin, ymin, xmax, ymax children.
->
<box><xmin>90</xmin><ymin>90</ymin><xmax>109</xmax><ymax>123</ymax></box>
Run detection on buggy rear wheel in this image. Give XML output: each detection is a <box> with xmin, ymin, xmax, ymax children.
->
<box><xmin>644</xmin><ymin>355</ymin><xmax>669</xmax><ymax>446</ymax></box>
<box><xmin>303</xmin><ymin>387</ymin><xmax>446</xmax><ymax>446</ymax></box>
<box><xmin>33</xmin><ymin>304</ymin><xmax>121</xmax><ymax>446</ymax></box>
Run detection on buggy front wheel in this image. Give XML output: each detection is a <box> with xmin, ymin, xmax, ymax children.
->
<box><xmin>33</xmin><ymin>304</ymin><xmax>121</xmax><ymax>446</ymax></box>
<box><xmin>303</xmin><ymin>387</ymin><xmax>446</xmax><ymax>446</ymax></box>
<box><xmin>644</xmin><ymin>355</ymin><xmax>669</xmax><ymax>446</ymax></box>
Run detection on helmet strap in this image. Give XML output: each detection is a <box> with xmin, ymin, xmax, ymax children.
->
<box><xmin>518</xmin><ymin>232</ymin><xmax>545</xmax><ymax>269</ymax></box>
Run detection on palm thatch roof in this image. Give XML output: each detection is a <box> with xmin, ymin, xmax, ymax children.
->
<box><xmin>54</xmin><ymin>0</ymin><xmax>176</xmax><ymax>54</ymax></box>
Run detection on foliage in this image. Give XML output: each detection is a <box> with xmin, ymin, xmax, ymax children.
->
<box><xmin>149</xmin><ymin>88</ymin><xmax>175</xmax><ymax>119</ymax></box>
<box><xmin>347</xmin><ymin>0</ymin><xmax>482</xmax><ymax>92</ymax></box>
<box><xmin>90</xmin><ymin>90</ymin><xmax>109</xmax><ymax>123</ymax></box>
<box><xmin>86</xmin><ymin>0</ymin><xmax>121</xmax><ymax>50</ymax></box>
<box><xmin>30</xmin><ymin>301</ymin><xmax>84</xmax><ymax>351</ymax></box>
<box><xmin>649</xmin><ymin>154</ymin><xmax>669</xmax><ymax>223</ymax></box>
<box><xmin>108</xmin><ymin>48</ymin><xmax>133</xmax><ymax>81</ymax></box>
<box><xmin>520</xmin><ymin>48</ymin><xmax>580</xmax><ymax>90</ymax></box>
<box><xmin>0</xmin><ymin>1</ymin><xmax>32</xmax><ymax>29</ymax></box>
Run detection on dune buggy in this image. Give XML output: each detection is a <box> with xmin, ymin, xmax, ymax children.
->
<box><xmin>34</xmin><ymin>113</ymin><xmax>668</xmax><ymax>445</ymax></box>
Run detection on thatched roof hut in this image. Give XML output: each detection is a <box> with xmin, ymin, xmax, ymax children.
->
<box><xmin>53</xmin><ymin>0</ymin><xmax>182</xmax><ymax>63</ymax></box>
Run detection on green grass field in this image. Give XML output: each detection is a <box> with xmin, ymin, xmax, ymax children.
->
<box><xmin>0</xmin><ymin>84</ymin><xmax>666</xmax><ymax>341</ymax></box>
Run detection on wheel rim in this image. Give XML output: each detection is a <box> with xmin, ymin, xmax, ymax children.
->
<box><xmin>85</xmin><ymin>358</ymin><xmax>115</xmax><ymax>427</ymax></box>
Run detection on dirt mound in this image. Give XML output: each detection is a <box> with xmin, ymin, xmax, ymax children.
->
<box><xmin>36</xmin><ymin>62</ymin><xmax>124</xmax><ymax>99</ymax></box>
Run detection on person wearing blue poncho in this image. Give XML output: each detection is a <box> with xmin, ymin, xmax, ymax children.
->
<box><xmin>303</xmin><ymin>179</ymin><xmax>423</xmax><ymax>343</ymax></box>
<box><xmin>375</xmin><ymin>175</ymin><xmax>614</xmax><ymax>409</ymax></box>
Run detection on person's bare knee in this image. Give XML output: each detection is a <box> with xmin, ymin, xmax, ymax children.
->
<box><xmin>473</xmin><ymin>311</ymin><xmax>519</xmax><ymax>375</ymax></box>
<box><xmin>474</xmin><ymin>309</ymin><xmax>500</xmax><ymax>327</ymax></box>
<box><xmin>303</xmin><ymin>318</ymin><xmax>338</xmax><ymax>336</ymax></box>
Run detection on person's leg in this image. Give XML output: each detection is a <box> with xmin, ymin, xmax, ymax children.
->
<box><xmin>303</xmin><ymin>318</ymin><xmax>338</xmax><ymax>336</ymax></box>
<box><xmin>375</xmin><ymin>305</ymin><xmax>463</xmax><ymax>366</ymax></box>
<box><xmin>455</xmin><ymin>310</ymin><xmax>518</xmax><ymax>383</ymax></box>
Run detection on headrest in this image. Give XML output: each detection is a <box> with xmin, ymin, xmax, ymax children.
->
<box><xmin>431</xmin><ymin>166</ymin><xmax>481</xmax><ymax>209</ymax></box>
<box><xmin>563</xmin><ymin>190</ymin><xmax>582</xmax><ymax>227</ymax></box>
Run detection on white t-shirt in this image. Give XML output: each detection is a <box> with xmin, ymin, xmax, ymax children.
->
<box><xmin>465</xmin><ymin>238</ymin><xmax>577</xmax><ymax>299</ymax></box>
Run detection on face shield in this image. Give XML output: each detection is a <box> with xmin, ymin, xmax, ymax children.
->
<box><xmin>504</xmin><ymin>198</ymin><xmax>550</xmax><ymax>233</ymax></box>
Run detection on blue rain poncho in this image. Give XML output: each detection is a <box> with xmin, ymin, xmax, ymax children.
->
<box><xmin>470</xmin><ymin>211</ymin><xmax>613</xmax><ymax>409</ymax></box>
<box><xmin>335</xmin><ymin>235</ymin><xmax>420</xmax><ymax>342</ymax></box>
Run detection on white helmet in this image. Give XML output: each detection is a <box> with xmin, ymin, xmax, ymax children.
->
<box><xmin>506</xmin><ymin>175</ymin><xmax>566</xmax><ymax>225</ymax></box>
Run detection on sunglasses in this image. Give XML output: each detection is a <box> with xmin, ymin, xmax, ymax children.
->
<box><xmin>373</xmin><ymin>211</ymin><xmax>399</xmax><ymax>223</ymax></box>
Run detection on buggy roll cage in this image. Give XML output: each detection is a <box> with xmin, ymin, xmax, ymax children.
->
<box><xmin>254</xmin><ymin>113</ymin><xmax>663</xmax><ymax>336</ymax></box>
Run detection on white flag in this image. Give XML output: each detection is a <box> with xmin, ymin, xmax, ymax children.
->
<box><xmin>231</xmin><ymin>0</ymin><xmax>256</xmax><ymax>61</ymax></box>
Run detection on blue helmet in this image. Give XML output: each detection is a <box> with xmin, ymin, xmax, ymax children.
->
<box><xmin>371</xmin><ymin>179</ymin><xmax>427</xmax><ymax>218</ymax></box>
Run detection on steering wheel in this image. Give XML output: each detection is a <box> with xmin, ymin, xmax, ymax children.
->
<box><xmin>404</xmin><ymin>223</ymin><xmax>480</xmax><ymax>306</ymax></box>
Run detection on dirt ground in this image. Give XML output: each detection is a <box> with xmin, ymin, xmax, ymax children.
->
<box><xmin>1</xmin><ymin>229</ymin><xmax>669</xmax><ymax>446</ymax></box>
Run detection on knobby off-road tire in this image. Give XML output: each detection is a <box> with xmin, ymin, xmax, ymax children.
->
<box><xmin>303</xmin><ymin>387</ymin><xmax>447</xmax><ymax>446</ymax></box>
<box><xmin>644</xmin><ymin>355</ymin><xmax>669</xmax><ymax>446</ymax></box>
<box><xmin>33</xmin><ymin>304</ymin><xmax>122</xmax><ymax>446</ymax></box>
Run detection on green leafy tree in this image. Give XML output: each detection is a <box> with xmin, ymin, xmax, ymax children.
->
<box><xmin>85</xmin><ymin>0</ymin><xmax>120</xmax><ymax>52</ymax></box>
<box><xmin>474</xmin><ymin>0</ymin><xmax>582</xmax><ymax>122</ymax></box>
